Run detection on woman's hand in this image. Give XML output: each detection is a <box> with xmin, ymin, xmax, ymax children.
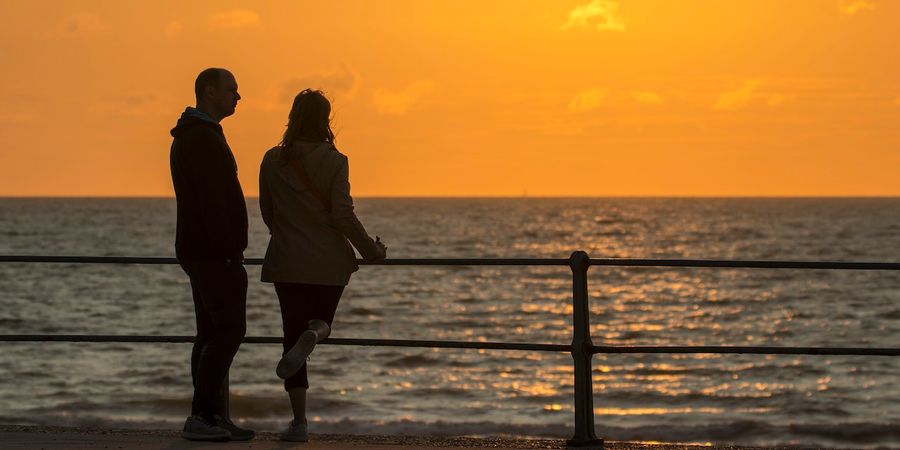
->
<box><xmin>372</xmin><ymin>236</ymin><xmax>388</xmax><ymax>260</ymax></box>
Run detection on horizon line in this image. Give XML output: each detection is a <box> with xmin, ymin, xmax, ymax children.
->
<box><xmin>2</xmin><ymin>195</ymin><xmax>900</xmax><ymax>199</ymax></box>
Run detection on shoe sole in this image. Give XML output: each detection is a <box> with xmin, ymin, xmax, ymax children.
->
<box><xmin>277</xmin><ymin>330</ymin><xmax>317</xmax><ymax>379</ymax></box>
<box><xmin>181</xmin><ymin>431</ymin><xmax>230</xmax><ymax>442</ymax></box>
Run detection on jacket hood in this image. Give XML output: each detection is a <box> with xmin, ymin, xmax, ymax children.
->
<box><xmin>170</xmin><ymin>107</ymin><xmax>222</xmax><ymax>138</ymax></box>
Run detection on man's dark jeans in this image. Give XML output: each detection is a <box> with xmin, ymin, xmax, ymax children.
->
<box><xmin>180</xmin><ymin>259</ymin><xmax>247</xmax><ymax>418</ymax></box>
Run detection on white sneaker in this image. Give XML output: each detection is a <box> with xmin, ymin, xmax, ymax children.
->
<box><xmin>181</xmin><ymin>415</ymin><xmax>231</xmax><ymax>441</ymax></box>
<box><xmin>280</xmin><ymin>419</ymin><xmax>309</xmax><ymax>442</ymax></box>
<box><xmin>277</xmin><ymin>329</ymin><xmax>317</xmax><ymax>379</ymax></box>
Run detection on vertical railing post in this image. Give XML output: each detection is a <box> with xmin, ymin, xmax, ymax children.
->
<box><xmin>568</xmin><ymin>251</ymin><xmax>603</xmax><ymax>448</ymax></box>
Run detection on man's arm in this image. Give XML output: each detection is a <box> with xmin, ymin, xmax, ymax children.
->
<box><xmin>259</xmin><ymin>155</ymin><xmax>274</xmax><ymax>232</ymax></box>
<box><xmin>177</xmin><ymin>128</ymin><xmax>236</xmax><ymax>258</ymax></box>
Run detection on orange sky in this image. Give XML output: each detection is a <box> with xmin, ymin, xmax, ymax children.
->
<box><xmin>1</xmin><ymin>0</ymin><xmax>898</xmax><ymax>196</ymax></box>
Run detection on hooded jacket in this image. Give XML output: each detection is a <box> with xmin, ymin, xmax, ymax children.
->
<box><xmin>259</xmin><ymin>141</ymin><xmax>381</xmax><ymax>286</ymax></box>
<box><xmin>170</xmin><ymin>107</ymin><xmax>248</xmax><ymax>261</ymax></box>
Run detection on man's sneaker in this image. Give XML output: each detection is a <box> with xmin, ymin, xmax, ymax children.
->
<box><xmin>277</xmin><ymin>329</ymin><xmax>318</xmax><ymax>379</ymax></box>
<box><xmin>213</xmin><ymin>414</ymin><xmax>255</xmax><ymax>441</ymax></box>
<box><xmin>280</xmin><ymin>419</ymin><xmax>309</xmax><ymax>442</ymax></box>
<box><xmin>182</xmin><ymin>415</ymin><xmax>231</xmax><ymax>441</ymax></box>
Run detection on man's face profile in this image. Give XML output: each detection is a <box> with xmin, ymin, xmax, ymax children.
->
<box><xmin>205</xmin><ymin>71</ymin><xmax>240</xmax><ymax>119</ymax></box>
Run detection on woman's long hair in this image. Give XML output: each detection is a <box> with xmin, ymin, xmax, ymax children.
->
<box><xmin>279</xmin><ymin>89</ymin><xmax>335</xmax><ymax>156</ymax></box>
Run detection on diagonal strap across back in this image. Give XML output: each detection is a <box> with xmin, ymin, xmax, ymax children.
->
<box><xmin>288</xmin><ymin>155</ymin><xmax>332</xmax><ymax>213</ymax></box>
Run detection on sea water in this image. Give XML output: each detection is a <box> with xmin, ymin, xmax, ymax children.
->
<box><xmin>0</xmin><ymin>198</ymin><xmax>898</xmax><ymax>447</ymax></box>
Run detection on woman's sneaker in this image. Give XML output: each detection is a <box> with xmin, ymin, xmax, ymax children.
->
<box><xmin>277</xmin><ymin>329</ymin><xmax>317</xmax><ymax>379</ymax></box>
<box><xmin>213</xmin><ymin>414</ymin><xmax>255</xmax><ymax>441</ymax></box>
<box><xmin>182</xmin><ymin>415</ymin><xmax>231</xmax><ymax>441</ymax></box>
<box><xmin>280</xmin><ymin>419</ymin><xmax>309</xmax><ymax>442</ymax></box>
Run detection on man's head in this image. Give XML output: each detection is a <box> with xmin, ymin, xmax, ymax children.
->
<box><xmin>194</xmin><ymin>68</ymin><xmax>240</xmax><ymax>122</ymax></box>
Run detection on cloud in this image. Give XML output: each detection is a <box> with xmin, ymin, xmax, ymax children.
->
<box><xmin>543</xmin><ymin>118</ymin><xmax>585</xmax><ymax>136</ymax></box>
<box><xmin>562</xmin><ymin>0</ymin><xmax>625</xmax><ymax>31</ymax></box>
<box><xmin>841</xmin><ymin>0</ymin><xmax>876</xmax><ymax>15</ymax></box>
<box><xmin>282</xmin><ymin>64</ymin><xmax>360</xmax><ymax>101</ymax></box>
<box><xmin>713</xmin><ymin>80</ymin><xmax>763</xmax><ymax>111</ymax></box>
<box><xmin>56</xmin><ymin>13</ymin><xmax>108</xmax><ymax>38</ymax></box>
<box><xmin>208</xmin><ymin>9</ymin><xmax>260</xmax><ymax>30</ymax></box>
<box><xmin>89</xmin><ymin>94</ymin><xmax>174</xmax><ymax>117</ymax></box>
<box><xmin>569</xmin><ymin>88</ymin><xmax>608</xmax><ymax>112</ymax></box>
<box><xmin>372</xmin><ymin>80</ymin><xmax>436</xmax><ymax>115</ymax></box>
<box><xmin>894</xmin><ymin>96</ymin><xmax>900</xmax><ymax>106</ymax></box>
<box><xmin>165</xmin><ymin>21</ymin><xmax>183</xmax><ymax>38</ymax></box>
<box><xmin>633</xmin><ymin>91</ymin><xmax>663</xmax><ymax>104</ymax></box>
<box><xmin>0</xmin><ymin>111</ymin><xmax>36</xmax><ymax>124</ymax></box>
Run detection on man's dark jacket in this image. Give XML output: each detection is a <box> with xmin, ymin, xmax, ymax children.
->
<box><xmin>170</xmin><ymin>109</ymin><xmax>248</xmax><ymax>261</ymax></box>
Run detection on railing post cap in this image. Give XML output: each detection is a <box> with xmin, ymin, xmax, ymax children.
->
<box><xmin>569</xmin><ymin>251</ymin><xmax>590</xmax><ymax>269</ymax></box>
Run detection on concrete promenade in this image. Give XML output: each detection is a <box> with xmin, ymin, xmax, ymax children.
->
<box><xmin>0</xmin><ymin>425</ymin><xmax>771</xmax><ymax>450</ymax></box>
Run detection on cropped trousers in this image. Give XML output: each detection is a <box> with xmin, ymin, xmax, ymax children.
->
<box><xmin>274</xmin><ymin>282</ymin><xmax>344</xmax><ymax>391</ymax></box>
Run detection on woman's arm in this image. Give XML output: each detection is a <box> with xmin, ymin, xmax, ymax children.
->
<box><xmin>329</xmin><ymin>155</ymin><xmax>385</xmax><ymax>260</ymax></box>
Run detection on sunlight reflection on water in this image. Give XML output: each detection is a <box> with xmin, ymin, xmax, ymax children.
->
<box><xmin>0</xmin><ymin>198</ymin><xmax>898</xmax><ymax>447</ymax></box>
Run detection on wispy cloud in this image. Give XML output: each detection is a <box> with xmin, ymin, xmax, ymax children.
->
<box><xmin>543</xmin><ymin>117</ymin><xmax>585</xmax><ymax>136</ymax></box>
<box><xmin>56</xmin><ymin>13</ymin><xmax>108</xmax><ymax>38</ymax></box>
<box><xmin>713</xmin><ymin>80</ymin><xmax>763</xmax><ymax>111</ymax></box>
<box><xmin>767</xmin><ymin>94</ymin><xmax>786</xmax><ymax>106</ymax></box>
<box><xmin>562</xmin><ymin>0</ymin><xmax>625</xmax><ymax>31</ymax></box>
<box><xmin>164</xmin><ymin>21</ymin><xmax>183</xmax><ymax>38</ymax></box>
<box><xmin>372</xmin><ymin>81</ymin><xmax>435</xmax><ymax>115</ymax></box>
<box><xmin>633</xmin><ymin>91</ymin><xmax>662</xmax><ymax>104</ymax></box>
<box><xmin>282</xmin><ymin>64</ymin><xmax>360</xmax><ymax>101</ymax></box>
<box><xmin>89</xmin><ymin>94</ymin><xmax>174</xmax><ymax>117</ymax></box>
<box><xmin>569</xmin><ymin>88</ymin><xmax>608</xmax><ymax>112</ymax></box>
<box><xmin>208</xmin><ymin>9</ymin><xmax>260</xmax><ymax>30</ymax></box>
<box><xmin>0</xmin><ymin>95</ymin><xmax>41</xmax><ymax>123</ymax></box>
<box><xmin>841</xmin><ymin>0</ymin><xmax>876</xmax><ymax>15</ymax></box>
<box><xmin>0</xmin><ymin>111</ymin><xmax>36</xmax><ymax>124</ymax></box>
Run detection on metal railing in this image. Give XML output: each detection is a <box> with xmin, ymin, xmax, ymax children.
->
<box><xmin>2</xmin><ymin>252</ymin><xmax>900</xmax><ymax>448</ymax></box>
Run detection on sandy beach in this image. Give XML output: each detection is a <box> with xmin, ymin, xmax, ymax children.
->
<box><xmin>0</xmin><ymin>425</ymin><xmax>796</xmax><ymax>450</ymax></box>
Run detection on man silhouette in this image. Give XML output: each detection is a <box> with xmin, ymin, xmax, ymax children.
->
<box><xmin>169</xmin><ymin>68</ymin><xmax>254</xmax><ymax>441</ymax></box>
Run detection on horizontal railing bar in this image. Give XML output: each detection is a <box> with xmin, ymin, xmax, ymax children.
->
<box><xmin>366</xmin><ymin>259</ymin><xmax>569</xmax><ymax>266</ymax></box>
<box><xmin>1</xmin><ymin>335</ymin><xmax>896</xmax><ymax>356</ymax></box>
<box><xmin>593</xmin><ymin>345</ymin><xmax>900</xmax><ymax>356</ymax></box>
<box><xmin>0</xmin><ymin>256</ymin><xmax>568</xmax><ymax>266</ymax></box>
<box><xmin>1</xmin><ymin>255</ymin><xmax>899</xmax><ymax>270</ymax></box>
<box><xmin>0</xmin><ymin>335</ymin><xmax>568</xmax><ymax>352</ymax></box>
<box><xmin>590</xmin><ymin>258</ymin><xmax>900</xmax><ymax>270</ymax></box>
<box><xmin>318</xmin><ymin>338</ymin><xmax>569</xmax><ymax>352</ymax></box>
<box><xmin>0</xmin><ymin>256</ymin><xmax>180</xmax><ymax>264</ymax></box>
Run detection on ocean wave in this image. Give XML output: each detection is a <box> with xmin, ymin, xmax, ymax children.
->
<box><xmin>384</xmin><ymin>354</ymin><xmax>443</xmax><ymax>367</ymax></box>
<box><xmin>431</xmin><ymin>320</ymin><xmax>492</xmax><ymax>329</ymax></box>
<box><xmin>0</xmin><ymin>317</ymin><xmax>25</xmax><ymax>326</ymax></box>
<box><xmin>22</xmin><ymin>391</ymin><xmax>366</xmax><ymax>419</ymax></box>
<box><xmin>346</xmin><ymin>307</ymin><xmax>382</xmax><ymax>317</ymax></box>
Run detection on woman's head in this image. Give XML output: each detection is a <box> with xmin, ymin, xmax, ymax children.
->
<box><xmin>280</xmin><ymin>89</ymin><xmax>334</xmax><ymax>147</ymax></box>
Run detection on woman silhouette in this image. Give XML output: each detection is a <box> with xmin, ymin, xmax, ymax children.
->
<box><xmin>259</xmin><ymin>89</ymin><xmax>387</xmax><ymax>441</ymax></box>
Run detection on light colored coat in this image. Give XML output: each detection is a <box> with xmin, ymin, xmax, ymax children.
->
<box><xmin>259</xmin><ymin>142</ymin><xmax>381</xmax><ymax>286</ymax></box>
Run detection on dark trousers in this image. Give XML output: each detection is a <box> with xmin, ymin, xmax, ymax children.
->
<box><xmin>274</xmin><ymin>282</ymin><xmax>344</xmax><ymax>391</ymax></box>
<box><xmin>181</xmin><ymin>259</ymin><xmax>247</xmax><ymax>417</ymax></box>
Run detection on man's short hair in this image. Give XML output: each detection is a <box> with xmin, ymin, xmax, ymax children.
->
<box><xmin>194</xmin><ymin>68</ymin><xmax>227</xmax><ymax>101</ymax></box>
